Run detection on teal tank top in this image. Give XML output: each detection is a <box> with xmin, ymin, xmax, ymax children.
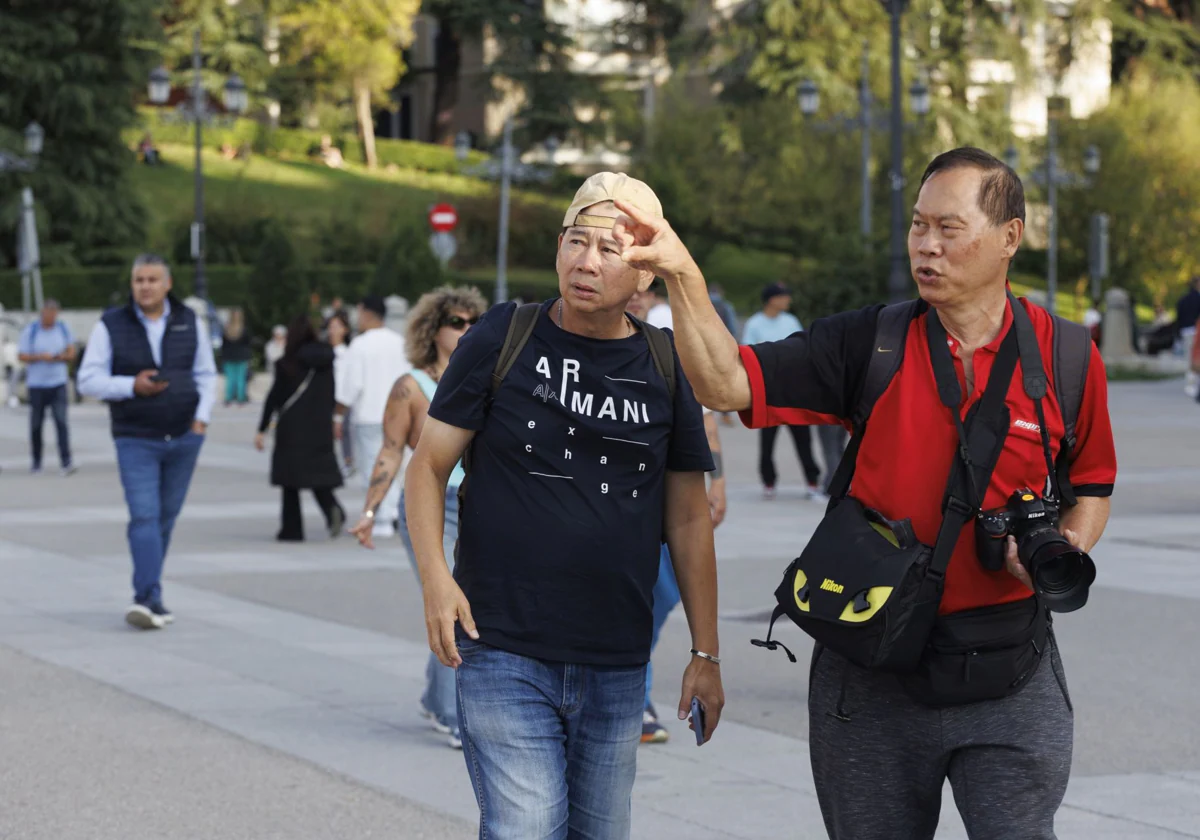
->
<box><xmin>410</xmin><ymin>369</ymin><xmax>466</xmax><ymax>489</ymax></box>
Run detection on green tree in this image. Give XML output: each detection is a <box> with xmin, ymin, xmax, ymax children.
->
<box><xmin>1057</xmin><ymin>70</ymin><xmax>1200</xmax><ymax>307</ymax></box>
<box><xmin>278</xmin><ymin>0</ymin><xmax>422</xmax><ymax>168</ymax></box>
<box><xmin>0</xmin><ymin>0</ymin><xmax>163</xmax><ymax>267</ymax></box>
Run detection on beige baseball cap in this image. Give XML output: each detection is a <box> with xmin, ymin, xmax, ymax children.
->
<box><xmin>562</xmin><ymin>172</ymin><xmax>663</xmax><ymax>230</ymax></box>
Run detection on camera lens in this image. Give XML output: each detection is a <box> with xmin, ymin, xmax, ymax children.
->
<box><xmin>1020</xmin><ymin>531</ymin><xmax>1096</xmax><ymax>613</ymax></box>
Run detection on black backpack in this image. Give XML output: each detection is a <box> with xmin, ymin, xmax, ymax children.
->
<box><xmin>833</xmin><ymin>299</ymin><xmax>1092</xmax><ymax>507</ymax></box>
<box><xmin>457</xmin><ymin>302</ymin><xmax>677</xmax><ymax>507</ymax></box>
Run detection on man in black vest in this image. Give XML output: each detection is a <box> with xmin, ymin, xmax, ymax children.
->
<box><xmin>79</xmin><ymin>254</ymin><xmax>217</xmax><ymax>630</ymax></box>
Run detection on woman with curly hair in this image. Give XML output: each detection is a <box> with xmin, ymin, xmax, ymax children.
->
<box><xmin>348</xmin><ymin>284</ymin><xmax>487</xmax><ymax>748</ymax></box>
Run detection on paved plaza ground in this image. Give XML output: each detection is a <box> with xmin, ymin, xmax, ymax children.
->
<box><xmin>1</xmin><ymin>377</ymin><xmax>1199</xmax><ymax>839</ymax></box>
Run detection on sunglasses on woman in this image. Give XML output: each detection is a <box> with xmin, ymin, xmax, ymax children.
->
<box><xmin>442</xmin><ymin>314</ymin><xmax>480</xmax><ymax>330</ymax></box>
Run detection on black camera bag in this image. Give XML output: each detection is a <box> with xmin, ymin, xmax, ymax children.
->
<box><xmin>752</xmin><ymin>303</ymin><xmax>1022</xmax><ymax>674</ymax></box>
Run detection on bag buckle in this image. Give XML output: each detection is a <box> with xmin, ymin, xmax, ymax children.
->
<box><xmin>751</xmin><ymin>638</ymin><xmax>797</xmax><ymax>663</ymax></box>
<box><xmin>945</xmin><ymin>495</ymin><xmax>975</xmax><ymax>519</ymax></box>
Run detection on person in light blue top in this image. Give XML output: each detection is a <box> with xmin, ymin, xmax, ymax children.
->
<box><xmin>347</xmin><ymin>285</ymin><xmax>487</xmax><ymax>749</ymax></box>
<box><xmin>78</xmin><ymin>254</ymin><xmax>217</xmax><ymax>630</ymax></box>
<box><xmin>18</xmin><ymin>299</ymin><xmax>77</xmax><ymax>474</ymax></box>
<box><xmin>741</xmin><ymin>283</ymin><xmax>825</xmax><ymax>499</ymax></box>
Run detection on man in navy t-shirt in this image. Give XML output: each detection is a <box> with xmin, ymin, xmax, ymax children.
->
<box><xmin>406</xmin><ymin>172</ymin><xmax>723</xmax><ymax>840</ymax></box>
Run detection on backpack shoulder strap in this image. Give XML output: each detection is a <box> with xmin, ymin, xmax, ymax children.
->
<box><xmin>490</xmin><ymin>302</ymin><xmax>541</xmax><ymax>397</ymax></box>
<box><xmin>640</xmin><ymin>320</ymin><xmax>676</xmax><ymax>403</ymax></box>
<box><xmin>825</xmin><ymin>300</ymin><xmax>920</xmax><ymax>500</ymax></box>
<box><xmin>850</xmin><ymin>299</ymin><xmax>921</xmax><ymax>427</ymax></box>
<box><xmin>1051</xmin><ymin>315</ymin><xmax>1092</xmax><ymax>506</ymax></box>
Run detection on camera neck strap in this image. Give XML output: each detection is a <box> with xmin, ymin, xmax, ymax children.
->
<box><xmin>925</xmin><ymin>309</ymin><xmax>1021</xmax><ymax>580</ymax></box>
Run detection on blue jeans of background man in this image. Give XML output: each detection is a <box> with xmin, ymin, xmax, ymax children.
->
<box><xmin>456</xmin><ymin>641</ymin><xmax>645</xmax><ymax>840</ymax></box>
<box><xmin>222</xmin><ymin>360</ymin><xmax>249</xmax><ymax>403</ymax></box>
<box><xmin>114</xmin><ymin>432</ymin><xmax>204</xmax><ymax>604</ymax></box>
<box><xmin>399</xmin><ymin>487</ymin><xmax>460</xmax><ymax>734</ymax></box>
<box><xmin>645</xmin><ymin>544</ymin><xmax>680</xmax><ymax>708</ymax></box>
<box><xmin>28</xmin><ymin>384</ymin><xmax>71</xmax><ymax>469</ymax></box>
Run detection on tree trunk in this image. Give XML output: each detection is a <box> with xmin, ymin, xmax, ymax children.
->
<box><xmin>354</xmin><ymin>78</ymin><xmax>378</xmax><ymax>169</ymax></box>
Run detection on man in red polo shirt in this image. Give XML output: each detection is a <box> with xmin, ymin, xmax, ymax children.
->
<box><xmin>613</xmin><ymin>147</ymin><xmax>1116</xmax><ymax>839</ymax></box>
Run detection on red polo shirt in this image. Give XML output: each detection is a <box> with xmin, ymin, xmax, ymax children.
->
<box><xmin>738</xmin><ymin>296</ymin><xmax>1117</xmax><ymax>615</ymax></box>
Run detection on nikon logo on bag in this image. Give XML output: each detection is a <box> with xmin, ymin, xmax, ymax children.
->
<box><xmin>820</xmin><ymin>578</ymin><xmax>845</xmax><ymax>594</ymax></box>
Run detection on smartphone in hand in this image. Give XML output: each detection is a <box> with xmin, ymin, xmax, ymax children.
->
<box><xmin>690</xmin><ymin>696</ymin><xmax>705</xmax><ymax>746</ymax></box>
<box><xmin>150</xmin><ymin>373</ymin><xmax>169</xmax><ymax>384</ymax></box>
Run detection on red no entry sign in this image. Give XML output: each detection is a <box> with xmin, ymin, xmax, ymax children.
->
<box><xmin>428</xmin><ymin>203</ymin><xmax>458</xmax><ymax>232</ymax></box>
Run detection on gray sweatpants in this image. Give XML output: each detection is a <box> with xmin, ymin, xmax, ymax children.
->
<box><xmin>809</xmin><ymin>634</ymin><xmax>1073</xmax><ymax>840</ymax></box>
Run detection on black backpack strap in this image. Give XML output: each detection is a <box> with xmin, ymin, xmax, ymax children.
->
<box><xmin>491</xmin><ymin>302</ymin><xmax>541</xmax><ymax>397</ymax></box>
<box><xmin>1051</xmin><ymin>315</ymin><xmax>1091</xmax><ymax>507</ymax></box>
<box><xmin>640</xmin><ymin>320</ymin><xmax>676</xmax><ymax>403</ymax></box>
<box><xmin>926</xmin><ymin>309</ymin><xmax>1022</xmax><ymax>578</ymax></box>
<box><xmin>826</xmin><ymin>299</ymin><xmax>921</xmax><ymax>500</ymax></box>
<box><xmin>461</xmin><ymin>302</ymin><xmax>542</xmax><ymax>509</ymax></box>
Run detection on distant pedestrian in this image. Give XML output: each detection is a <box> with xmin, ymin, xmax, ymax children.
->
<box><xmin>78</xmin><ymin>254</ymin><xmax>216</xmax><ymax>630</ymax></box>
<box><xmin>348</xmin><ymin>285</ymin><xmax>487</xmax><ymax>749</ymax></box>
<box><xmin>742</xmin><ymin>283</ymin><xmax>824</xmax><ymax>500</ymax></box>
<box><xmin>1177</xmin><ymin>276</ymin><xmax>1200</xmax><ymax>398</ymax></box>
<box><xmin>643</xmin><ymin>279</ymin><xmax>673</xmax><ymax>329</ymax></box>
<box><xmin>709</xmin><ymin>284</ymin><xmax>740</xmax><ymax>426</ymax></box>
<box><xmin>255</xmin><ymin>314</ymin><xmax>345</xmax><ymax>542</ymax></box>
<box><xmin>220</xmin><ymin>308</ymin><xmax>253</xmax><ymax>406</ymax></box>
<box><xmin>334</xmin><ymin>294</ymin><xmax>409</xmax><ymax>538</ymax></box>
<box><xmin>264</xmin><ymin>325</ymin><xmax>286</xmax><ymax>373</ymax></box>
<box><xmin>325</xmin><ymin>310</ymin><xmax>355</xmax><ymax>476</ymax></box>
<box><xmin>17</xmin><ymin>299</ymin><xmax>76</xmax><ymax>475</ymax></box>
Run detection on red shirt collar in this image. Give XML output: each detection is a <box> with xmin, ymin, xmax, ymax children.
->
<box><xmin>944</xmin><ymin>296</ymin><xmax>1015</xmax><ymax>357</ymax></box>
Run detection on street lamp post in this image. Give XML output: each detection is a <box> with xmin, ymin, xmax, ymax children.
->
<box><xmin>495</xmin><ymin>117</ymin><xmax>514</xmax><ymax>305</ymax></box>
<box><xmin>1</xmin><ymin>121</ymin><xmax>47</xmax><ymax>320</ymax></box>
<box><xmin>799</xmin><ymin>36</ymin><xmax>928</xmax><ymax>253</ymax></box>
<box><xmin>147</xmin><ymin>30</ymin><xmax>246</xmax><ymax>303</ymax></box>
<box><xmin>884</xmin><ymin>0</ymin><xmax>912</xmax><ymax>304</ymax></box>
<box><xmin>1005</xmin><ymin>111</ymin><xmax>1101</xmax><ymax>315</ymax></box>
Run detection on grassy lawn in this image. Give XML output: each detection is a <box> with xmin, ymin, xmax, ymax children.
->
<box><xmin>131</xmin><ymin>143</ymin><xmax>560</xmax><ymax>256</ymax></box>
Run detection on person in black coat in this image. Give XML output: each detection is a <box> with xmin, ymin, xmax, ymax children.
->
<box><xmin>255</xmin><ymin>314</ymin><xmax>345</xmax><ymax>541</ymax></box>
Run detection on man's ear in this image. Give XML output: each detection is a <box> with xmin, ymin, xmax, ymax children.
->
<box><xmin>1001</xmin><ymin>218</ymin><xmax>1024</xmax><ymax>260</ymax></box>
<box><xmin>636</xmin><ymin>271</ymin><xmax>655</xmax><ymax>293</ymax></box>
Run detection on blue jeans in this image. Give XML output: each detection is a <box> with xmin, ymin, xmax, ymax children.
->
<box><xmin>28</xmin><ymin>384</ymin><xmax>71</xmax><ymax>469</ymax></box>
<box><xmin>114</xmin><ymin>432</ymin><xmax>205</xmax><ymax>604</ymax></box>
<box><xmin>398</xmin><ymin>488</ymin><xmax>460</xmax><ymax>733</ymax></box>
<box><xmin>645</xmin><ymin>544</ymin><xmax>680</xmax><ymax>708</ymax></box>
<box><xmin>222</xmin><ymin>360</ymin><xmax>249</xmax><ymax>403</ymax></box>
<box><xmin>456</xmin><ymin>642</ymin><xmax>645</xmax><ymax>840</ymax></box>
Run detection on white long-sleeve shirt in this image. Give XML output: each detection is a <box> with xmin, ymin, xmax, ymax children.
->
<box><xmin>77</xmin><ymin>299</ymin><xmax>217</xmax><ymax>424</ymax></box>
<box><xmin>334</xmin><ymin>326</ymin><xmax>409</xmax><ymax>425</ymax></box>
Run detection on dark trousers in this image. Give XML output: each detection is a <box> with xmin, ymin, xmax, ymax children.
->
<box><xmin>809</xmin><ymin>639</ymin><xmax>1073</xmax><ymax>840</ymax></box>
<box><xmin>759</xmin><ymin>424</ymin><xmax>821</xmax><ymax>487</ymax></box>
<box><xmin>29</xmin><ymin>385</ymin><xmax>71</xmax><ymax>469</ymax></box>
<box><xmin>279</xmin><ymin>487</ymin><xmax>342</xmax><ymax>540</ymax></box>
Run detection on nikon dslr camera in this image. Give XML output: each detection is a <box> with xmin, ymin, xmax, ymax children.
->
<box><xmin>975</xmin><ymin>489</ymin><xmax>1096</xmax><ymax>613</ymax></box>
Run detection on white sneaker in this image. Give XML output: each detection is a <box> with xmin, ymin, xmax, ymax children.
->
<box><xmin>125</xmin><ymin>603</ymin><xmax>165</xmax><ymax>630</ymax></box>
<box><xmin>448</xmin><ymin>732</ymin><xmax>463</xmax><ymax>750</ymax></box>
<box><xmin>807</xmin><ymin>485</ymin><xmax>830</xmax><ymax>503</ymax></box>
<box><xmin>371</xmin><ymin>522</ymin><xmax>396</xmax><ymax>539</ymax></box>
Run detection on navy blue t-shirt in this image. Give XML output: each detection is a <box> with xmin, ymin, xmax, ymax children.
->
<box><xmin>429</xmin><ymin>300</ymin><xmax>713</xmax><ymax>666</ymax></box>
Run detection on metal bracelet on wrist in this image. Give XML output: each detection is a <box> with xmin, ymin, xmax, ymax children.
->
<box><xmin>691</xmin><ymin>649</ymin><xmax>721</xmax><ymax>666</ymax></box>
<box><xmin>363</xmin><ymin>509</ymin><xmax>375</xmax><ymax>520</ymax></box>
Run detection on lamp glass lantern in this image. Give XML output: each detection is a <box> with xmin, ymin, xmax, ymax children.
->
<box><xmin>1083</xmin><ymin>144</ymin><xmax>1101</xmax><ymax>175</ymax></box>
<box><xmin>23</xmin><ymin>121</ymin><xmax>44</xmax><ymax>156</ymax></box>
<box><xmin>223</xmin><ymin>74</ymin><xmax>247</xmax><ymax>114</ymax></box>
<box><xmin>798</xmin><ymin>79</ymin><xmax>820</xmax><ymax>117</ymax></box>
<box><xmin>454</xmin><ymin>130</ymin><xmax>471</xmax><ymax>162</ymax></box>
<box><xmin>910</xmin><ymin>76</ymin><xmax>931</xmax><ymax>117</ymax></box>
<box><xmin>148</xmin><ymin>66</ymin><xmax>171</xmax><ymax>105</ymax></box>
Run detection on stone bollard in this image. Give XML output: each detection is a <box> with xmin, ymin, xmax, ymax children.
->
<box><xmin>1101</xmin><ymin>287</ymin><xmax>1136</xmax><ymax>362</ymax></box>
